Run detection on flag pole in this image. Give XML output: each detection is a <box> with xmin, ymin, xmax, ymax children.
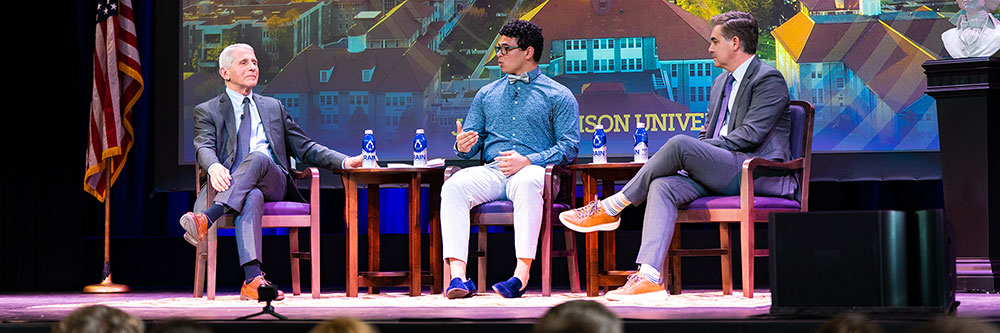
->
<box><xmin>84</xmin><ymin>157</ymin><xmax>130</xmax><ymax>293</ymax></box>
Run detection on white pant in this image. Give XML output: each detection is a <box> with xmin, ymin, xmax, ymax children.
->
<box><xmin>440</xmin><ymin>164</ymin><xmax>545</xmax><ymax>261</ymax></box>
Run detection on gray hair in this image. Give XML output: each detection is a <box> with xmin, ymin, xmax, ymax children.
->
<box><xmin>219</xmin><ymin>43</ymin><xmax>255</xmax><ymax>69</ymax></box>
<box><xmin>958</xmin><ymin>0</ymin><xmax>1000</xmax><ymax>12</ymax></box>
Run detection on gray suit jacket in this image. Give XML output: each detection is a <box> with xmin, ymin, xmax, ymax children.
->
<box><xmin>193</xmin><ymin>92</ymin><xmax>347</xmax><ymax>202</ymax></box>
<box><xmin>698</xmin><ymin>57</ymin><xmax>796</xmax><ymax>198</ymax></box>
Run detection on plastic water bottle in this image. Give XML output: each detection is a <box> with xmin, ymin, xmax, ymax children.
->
<box><xmin>634</xmin><ymin>122</ymin><xmax>648</xmax><ymax>163</ymax></box>
<box><xmin>413</xmin><ymin>129</ymin><xmax>427</xmax><ymax>167</ymax></box>
<box><xmin>362</xmin><ymin>129</ymin><xmax>377</xmax><ymax>168</ymax></box>
<box><xmin>593</xmin><ymin>125</ymin><xmax>607</xmax><ymax>164</ymax></box>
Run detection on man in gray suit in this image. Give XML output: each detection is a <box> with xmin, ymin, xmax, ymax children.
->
<box><xmin>559</xmin><ymin>11</ymin><xmax>794</xmax><ymax>300</ymax></box>
<box><xmin>179</xmin><ymin>43</ymin><xmax>363</xmax><ymax>301</ymax></box>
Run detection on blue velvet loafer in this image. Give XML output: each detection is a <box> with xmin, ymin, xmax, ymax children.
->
<box><xmin>446</xmin><ymin>277</ymin><xmax>477</xmax><ymax>299</ymax></box>
<box><xmin>492</xmin><ymin>277</ymin><xmax>526</xmax><ymax>298</ymax></box>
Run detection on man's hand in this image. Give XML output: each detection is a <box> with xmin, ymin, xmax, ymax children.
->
<box><xmin>207</xmin><ymin>163</ymin><xmax>232</xmax><ymax>192</ymax></box>
<box><xmin>455</xmin><ymin>120</ymin><xmax>479</xmax><ymax>153</ymax></box>
<box><xmin>344</xmin><ymin>155</ymin><xmax>364</xmax><ymax>168</ymax></box>
<box><xmin>496</xmin><ymin>150</ymin><xmax>530</xmax><ymax>176</ymax></box>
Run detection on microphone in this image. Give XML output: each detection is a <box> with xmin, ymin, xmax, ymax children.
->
<box><xmin>241</xmin><ymin>113</ymin><xmax>245</xmax><ymax>119</ymax></box>
<box><xmin>513</xmin><ymin>91</ymin><xmax>518</xmax><ymax>99</ymax></box>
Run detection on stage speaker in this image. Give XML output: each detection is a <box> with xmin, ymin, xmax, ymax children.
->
<box><xmin>769</xmin><ymin>210</ymin><xmax>955</xmax><ymax>315</ymax></box>
<box><xmin>908</xmin><ymin>209</ymin><xmax>956</xmax><ymax>310</ymax></box>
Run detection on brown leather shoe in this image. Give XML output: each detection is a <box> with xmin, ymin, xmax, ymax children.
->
<box><xmin>559</xmin><ymin>198</ymin><xmax>620</xmax><ymax>233</ymax></box>
<box><xmin>605</xmin><ymin>273</ymin><xmax>667</xmax><ymax>301</ymax></box>
<box><xmin>179</xmin><ymin>212</ymin><xmax>209</xmax><ymax>246</ymax></box>
<box><xmin>240</xmin><ymin>274</ymin><xmax>285</xmax><ymax>301</ymax></box>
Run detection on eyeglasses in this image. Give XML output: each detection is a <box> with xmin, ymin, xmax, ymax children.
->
<box><xmin>494</xmin><ymin>44</ymin><xmax>522</xmax><ymax>56</ymax></box>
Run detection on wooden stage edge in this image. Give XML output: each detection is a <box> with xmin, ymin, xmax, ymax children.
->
<box><xmin>1</xmin><ymin>289</ymin><xmax>998</xmax><ymax>333</ymax></box>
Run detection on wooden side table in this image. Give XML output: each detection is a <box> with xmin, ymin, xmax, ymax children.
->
<box><xmin>567</xmin><ymin>162</ymin><xmax>643</xmax><ymax>297</ymax></box>
<box><xmin>340</xmin><ymin>167</ymin><xmax>444</xmax><ymax>297</ymax></box>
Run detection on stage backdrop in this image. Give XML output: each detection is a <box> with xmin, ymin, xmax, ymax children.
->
<box><xmin>178</xmin><ymin>0</ymin><xmax>987</xmax><ymax>164</ymax></box>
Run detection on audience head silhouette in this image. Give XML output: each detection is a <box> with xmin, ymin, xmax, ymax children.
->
<box><xmin>533</xmin><ymin>300</ymin><xmax>622</xmax><ymax>333</ymax></box>
<box><xmin>309</xmin><ymin>317</ymin><xmax>378</xmax><ymax>333</ymax></box>
<box><xmin>52</xmin><ymin>305</ymin><xmax>144</xmax><ymax>333</ymax></box>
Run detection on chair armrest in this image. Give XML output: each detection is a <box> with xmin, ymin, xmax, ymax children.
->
<box><xmin>744</xmin><ymin>157</ymin><xmax>804</xmax><ymax>173</ymax></box>
<box><xmin>444</xmin><ymin>165</ymin><xmax>462</xmax><ymax>182</ymax></box>
<box><xmin>544</xmin><ymin>164</ymin><xmax>576</xmax><ymax>209</ymax></box>
<box><xmin>203</xmin><ymin>169</ymin><xmax>217</xmax><ymax>210</ymax></box>
<box><xmin>739</xmin><ymin>157</ymin><xmax>805</xmax><ymax>209</ymax></box>
<box><xmin>548</xmin><ymin>164</ymin><xmax>571</xmax><ymax>179</ymax></box>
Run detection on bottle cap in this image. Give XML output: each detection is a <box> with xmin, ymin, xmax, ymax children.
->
<box><xmin>595</xmin><ymin>124</ymin><xmax>604</xmax><ymax>130</ymax></box>
<box><xmin>637</xmin><ymin>122</ymin><xmax>645</xmax><ymax>128</ymax></box>
<box><xmin>364</xmin><ymin>129</ymin><xmax>373</xmax><ymax>134</ymax></box>
<box><xmin>416</xmin><ymin>129</ymin><xmax>424</xmax><ymax>134</ymax></box>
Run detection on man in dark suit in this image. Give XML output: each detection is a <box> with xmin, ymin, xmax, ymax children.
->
<box><xmin>559</xmin><ymin>11</ymin><xmax>794</xmax><ymax>300</ymax></box>
<box><xmin>179</xmin><ymin>43</ymin><xmax>363</xmax><ymax>301</ymax></box>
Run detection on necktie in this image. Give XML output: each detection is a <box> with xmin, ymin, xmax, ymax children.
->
<box><xmin>232</xmin><ymin>97</ymin><xmax>252</xmax><ymax>171</ymax></box>
<box><xmin>713</xmin><ymin>74</ymin><xmax>735</xmax><ymax>139</ymax></box>
<box><xmin>507</xmin><ymin>72</ymin><xmax>530</xmax><ymax>84</ymax></box>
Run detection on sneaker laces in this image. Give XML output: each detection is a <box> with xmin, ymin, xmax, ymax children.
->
<box><xmin>258</xmin><ymin>272</ymin><xmax>272</xmax><ymax>286</ymax></box>
<box><xmin>619</xmin><ymin>273</ymin><xmax>643</xmax><ymax>291</ymax></box>
<box><xmin>575</xmin><ymin>200</ymin><xmax>602</xmax><ymax>218</ymax></box>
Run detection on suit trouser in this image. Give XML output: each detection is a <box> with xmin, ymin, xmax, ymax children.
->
<box><xmin>620</xmin><ymin>135</ymin><xmax>746</xmax><ymax>273</ymax></box>
<box><xmin>210</xmin><ymin>151</ymin><xmax>288</xmax><ymax>266</ymax></box>
<box><xmin>440</xmin><ymin>163</ymin><xmax>546</xmax><ymax>262</ymax></box>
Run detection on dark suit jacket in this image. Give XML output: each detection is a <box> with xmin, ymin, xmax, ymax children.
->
<box><xmin>698</xmin><ymin>57</ymin><xmax>796</xmax><ymax>198</ymax></box>
<box><xmin>193</xmin><ymin>92</ymin><xmax>347</xmax><ymax>202</ymax></box>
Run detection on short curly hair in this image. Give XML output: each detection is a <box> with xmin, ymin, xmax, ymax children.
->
<box><xmin>499</xmin><ymin>20</ymin><xmax>544</xmax><ymax>62</ymax></box>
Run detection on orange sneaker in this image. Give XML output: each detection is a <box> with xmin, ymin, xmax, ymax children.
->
<box><xmin>605</xmin><ymin>273</ymin><xmax>666</xmax><ymax>301</ymax></box>
<box><xmin>559</xmin><ymin>199</ymin><xmax>620</xmax><ymax>233</ymax></box>
<box><xmin>240</xmin><ymin>274</ymin><xmax>285</xmax><ymax>301</ymax></box>
<box><xmin>179</xmin><ymin>212</ymin><xmax>209</xmax><ymax>246</ymax></box>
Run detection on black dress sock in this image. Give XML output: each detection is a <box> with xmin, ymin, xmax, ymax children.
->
<box><xmin>203</xmin><ymin>203</ymin><xmax>226</xmax><ymax>225</ymax></box>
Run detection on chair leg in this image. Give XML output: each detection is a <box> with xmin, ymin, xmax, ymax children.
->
<box><xmin>720</xmin><ymin>222</ymin><xmax>733</xmax><ymax>295</ymax></box>
<box><xmin>289</xmin><ymin>227</ymin><xmax>302</xmax><ymax>296</ymax></box>
<box><xmin>564</xmin><ymin>228</ymin><xmax>581</xmax><ymax>293</ymax></box>
<box><xmin>741</xmin><ymin>218</ymin><xmax>754</xmax><ymax>298</ymax></box>
<box><xmin>193</xmin><ymin>240</ymin><xmax>207</xmax><ymax>298</ymax></box>
<box><xmin>669</xmin><ymin>229</ymin><xmax>681</xmax><ymax>295</ymax></box>
<box><xmin>585</xmin><ymin>232</ymin><xmax>599</xmax><ymax>297</ymax></box>
<box><xmin>207</xmin><ymin>232</ymin><xmax>218</xmax><ymax>300</ymax></box>
<box><xmin>541</xmin><ymin>218</ymin><xmax>553</xmax><ymax>297</ymax></box>
<box><xmin>310</xmin><ymin>223</ymin><xmax>321</xmax><ymax>299</ymax></box>
<box><xmin>442</xmin><ymin>258</ymin><xmax>452</xmax><ymax>296</ymax></box>
<box><xmin>477</xmin><ymin>227</ymin><xmax>487</xmax><ymax>294</ymax></box>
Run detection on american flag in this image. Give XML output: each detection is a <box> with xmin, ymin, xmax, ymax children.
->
<box><xmin>85</xmin><ymin>0</ymin><xmax>143</xmax><ymax>202</ymax></box>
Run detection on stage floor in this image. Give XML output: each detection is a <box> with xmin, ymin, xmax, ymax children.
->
<box><xmin>2</xmin><ymin>289</ymin><xmax>997</xmax><ymax>323</ymax></box>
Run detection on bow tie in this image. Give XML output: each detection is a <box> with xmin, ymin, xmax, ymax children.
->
<box><xmin>507</xmin><ymin>73</ymin><xmax>530</xmax><ymax>84</ymax></box>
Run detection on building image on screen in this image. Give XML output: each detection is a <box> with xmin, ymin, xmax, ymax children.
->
<box><xmin>180</xmin><ymin>0</ymin><xmax>985</xmax><ymax>163</ymax></box>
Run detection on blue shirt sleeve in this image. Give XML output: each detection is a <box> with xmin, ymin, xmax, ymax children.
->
<box><xmin>525</xmin><ymin>91</ymin><xmax>580</xmax><ymax>166</ymax></box>
<box><xmin>455</xmin><ymin>89</ymin><xmax>486</xmax><ymax>160</ymax></box>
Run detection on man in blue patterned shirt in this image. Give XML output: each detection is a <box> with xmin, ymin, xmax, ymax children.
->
<box><xmin>441</xmin><ymin>20</ymin><xmax>580</xmax><ymax>299</ymax></box>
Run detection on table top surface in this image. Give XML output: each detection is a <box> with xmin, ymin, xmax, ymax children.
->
<box><xmin>567</xmin><ymin>162</ymin><xmax>645</xmax><ymax>170</ymax></box>
<box><xmin>338</xmin><ymin>166</ymin><xmax>447</xmax><ymax>174</ymax></box>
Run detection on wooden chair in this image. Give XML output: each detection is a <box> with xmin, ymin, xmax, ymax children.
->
<box><xmin>192</xmin><ymin>164</ymin><xmax>321</xmax><ymax>300</ymax></box>
<box><xmin>441</xmin><ymin>164</ymin><xmax>581</xmax><ymax>296</ymax></box>
<box><xmin>669</xmin><ymin>100</ymin><xmax>814</xmax><ymax>298</ymax></box>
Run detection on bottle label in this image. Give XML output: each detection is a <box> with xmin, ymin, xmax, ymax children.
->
<box><xmin>593</xmin><ymin>131</ymin><xmax>607</xmax><ymax>164</ymax></box>
<box><xmin>413</xmin><ymin>135</ymin><xmax>427</xmax><ymax>167</ymax></box>
<box><xmin>363</xmin><ymin>136</ymin><xmax>377</xmax><ymax>168</ymax></box>
<box><xmin>634</xmin><ymin>142</ymin><xmax>648</xmax><ymax>163</ymax></box>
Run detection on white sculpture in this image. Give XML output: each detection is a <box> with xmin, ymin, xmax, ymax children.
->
<box><xmin>942</xmin><ymin>0</ymin><xmax>1000</xmax><ymax>58</ymax></box>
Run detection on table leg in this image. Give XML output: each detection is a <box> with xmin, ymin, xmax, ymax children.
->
<box><xmin>582</xmin><ymin>171</ymin><xmax>599</xmax><ymax>297</ymax></box>
<box><xmin>429</xmin><ymin>178</ymin><xmax>443</xmax><ymax>294</ymax></box>
<box><xmin>368</xmin><ymin>184</ymin><xmax>380</xmax><ymax>295</ymax></box>
<box><xmin>409</xmin><ymin>173</ymin><xmax>422</xmax><ymax>296</ymax></box>
<box><xmin>601</xmin><ymin>179</ymin><xmax>617</xmax><ymax>288</ymax></box>
<box><xmin>343</xmin><ymin>174</ymin><xmax>359</xmax><ymax>297</ymax></box>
